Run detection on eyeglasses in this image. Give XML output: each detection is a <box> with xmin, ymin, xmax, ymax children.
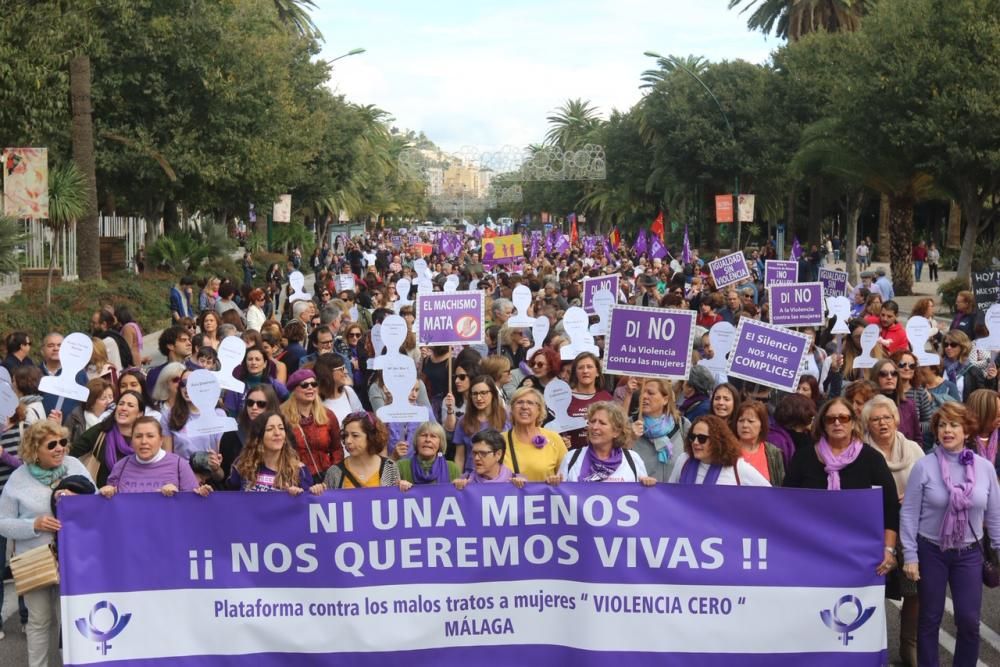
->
<box><xmin>944</xmin><ymin>342</ymin><xmax>960</xmax><ymax>348</ymax></box>
<box><xmin>513</xmin><ymin>399</ymin><xmax>539</xmax><ymax>408</ymax></box>
<box><xmin>45</xmin><ymin>438</ymin><xmax>68</xmax><ymax>451</ymax></box>
<box><xmin>297</xmin><ymin>381</ymin><xmax>318</xmax><ymax>390</ymax></box>
<box><xmin>471</xmin><ymin>449</ymin><xmax>496</xmax><ymax>458</ymax></box>
<box><xmin>687</xmin><ymin>433</ymin><xmax>710</xmax><ymax>445</ymax></box>
<box><xmin>471</xmin><ymin>390</ymin><xmax>492</xmax><ymax>398</ymax></box>
<box><xmin>824</xmin><ymin>414</ymin><xmax>852</xmax><ymax>425</ymax></box>
<box><xmin>878</xmin><ymin>370</ymin><xmax>899</xmax><ymax>378</ymax></box>
<box><xmin>897</xmin><ymin>362</ymin><xmax>917</xmax><ymax>370</ymax></box>
<box><xmin>317</xmin><ymin>339</ymin><xmax>334</xmax><ymax>347</ymax></box>
<box><xmin>868</xmin><ymin>415</ymin><xmax>894</xmax><ymax>424</ymax></box>
<box><xmin>245</xmin><ymin>399</ymin><xmax>268</xmax><ymax>409</ymax></box>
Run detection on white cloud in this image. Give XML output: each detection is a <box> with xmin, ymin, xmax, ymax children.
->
<box><xmin>313</xmin><ymin>0</ymin><xmax>776</xmax><ymax>151</ymax></box>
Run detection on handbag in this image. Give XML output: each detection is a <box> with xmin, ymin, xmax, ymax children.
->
<box><xmin>77</xmin><ymin>432</ymin><xmax>106</xmax><ymax>481</ymax></box>
<box><xmin>10</xmin><ymin>543</ymin><xmax>59</xmax><ymax>595</ymax></box>
<box><xmin>969</xmin><ymin>520</ymin><xmax>1000</xmax><ymax>588</ymax></box>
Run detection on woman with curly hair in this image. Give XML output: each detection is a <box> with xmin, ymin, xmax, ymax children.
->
<box><xmin>323</xmin><ymin>411</ymin><xmax>400</xmax><ymax>489</ymax></box>
<box><xmin>228</xmin><ymin>411</ymin><xmax>318</xmax><ymax>494</ymax></box>
<box><xmin>667</xmin><ymin>414</ymin><xmax>770</xmax><ymax>486</ymax></box>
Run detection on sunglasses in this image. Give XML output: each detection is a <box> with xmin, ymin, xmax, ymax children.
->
<box><xmin>897</xmin><ymin>362</ymin><xmax>917</xmax><ymax>370</ymax></box>
<box><xmin>45</xmin><ymin>438</ymin><xmax>69</xmax><ymax>451</ymax></box>
<box><xmin>347</xmin><ymin>333</ymin><xmax>362</xmax><ymax>338</ymax></box>
<box><xmin>245</xmin><ymin>399</ymin><xmax>268</xmax><ymax>409</ymax></box>
<box><xmin>878</xmin><ymin>370</ymin><xmax>899</xmax><ymax>378</ymax></box>
<box><xmin>297</xmin><ymin>381</ymin><xmax>318</xmax><ymax>390</ymax></box>
<box><xmin>687</xmin><ymin>433</ymin><xmax>710</xmax><ymax>445</ymax></box>
<box><xmin>178</xmin><ymin>380</ymin><xmax>188</xmax><ymax>389</ymax></box>
<box><xmin>944</xmin><ymin>342</ymin><xmax>960</xmax><ymax>348</ymax></box>
<box><xmin>824</xmin><ymin>414</ymin><xmax>852</xmax><ymax>425</ymax></box>
<box><xmin>454</xmin><ymin>373</ymin><xmax>469</xmax><ymax>380</ymax></box>
<box><xmin>531</xmin><ymin>361</ymin><xmax>547</xmax><ymax>368</ymax></box>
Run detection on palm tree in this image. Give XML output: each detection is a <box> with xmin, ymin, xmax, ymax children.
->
<box><xmin>271</xmin><ymin>0</ymin><xmax>321</xmax><ymax>40</ymax></box>
<box><xmin>639</xmin><ymin>54</ymin><xmax>709</xmax><ymax>90</ymax></box>
<box><xmin>45</xmin><ymin>162</ymin><xmax>88</xmax><ymax>305</ymax></box>
<box><xmin>544</xmin><ymin>99</ymin><xmax>602</xmax><ymax>149</ymax></box>
<box><xmin>727</xmin><ymin>0</ymin><xmax>874</xmax><ymax>41</ymax></box>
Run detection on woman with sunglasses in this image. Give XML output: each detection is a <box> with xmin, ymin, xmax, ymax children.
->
<box><xmin>398</xmin><ymin>422</ymin><xmax>460</xmax><ymax>489</ymax></box>
<box><xmin>942</xmin><ymin>330</ymin><xmax>993</xmax><ymax>401</ymax></box>
<box><xmin>281</xmin><ymin>369</ymin><xmax>342</xmax><ymax>483</ymax></box>
<box><xmin>553</xmin><ymin>402</ymin><xmax>653</xmax><ymax>485</ymax></box>
<box><xmin>521</xmin><ymin>347</ymin><xmax>560</xmax><ymax>392</ymax></box>
<box><xmin>870</xmin><ymin>360</ymin><xmax>921</xmax><ymax>444</ymax></box>
<box><xmin>229</xmin><ymin>411</ymin><xmax>319</xmax><ymax>494</ymax></box>
<box><xmin>219</xmin><ymin>384</ymin><xmax>281</xmax><ymax>480</ymax></box>
<box><xmin>98</xmin><ymin>416</ymin><xmax>208</xmax><ymax>497</ymax></box>
<box><xmin>453</xmin><ymin>376</ymin><xmax>509</xmax><ymax>474</ymax></box>
<box><xmin>630</xmin><ymin>379</ymin><xmax>688</xmax><ymax>482</ymax></box>
<box><xmin>442</xmin><ymin>358</ymin><xmax>478</xmax><ymax>453</ymax></box>
<box><xmin>0</xmin><ymin>420</ymin><xmax>94</xmax><ymax>667</ymax></box>
<box><xmin>323</xmin><ymin>411</ymin><xmax>400</xmax><ymax>489</ymax></box>
<box><xmin>901</xmin><ymin>402</ymin><xmax>1000</xmax><ymax>667</ymax></box>
<box><xmin>71</xmin><ymin>390</ymin><xmax>148</xmax><ymax>487</ymax></box>
<box><xmin>149</xmin><ymin>362</ymin><xmax>187</xmax><ymax>415</ymax></box>
<box><xmin>160</xmin><ymin>370</ymin><xmax>226</xmax><ymax>460</ymax></box>
<box><xmin>890</xmin><ymin>350</ymin><xmax>934</xmax><ymax>447</ymax></box>
<box><xmin>337</xmin><ymin>323</ymin><xmax>369</xmax><ymax>390</ymax></box>
<box><xmin>246</xmin><ymin>288</ymin><xmax>268</xmax><ymax>332</ymax></box>
<box><xmin>785</xmin><ymin>398</ymin><xmax>899</xmax><ymax>579</ymax></box>
<box><xmin>501</xmin><ymin>387</ymin><xmax>566</xmax><ymax>483</ymax></box>
<box><xmin>315</xmin><ymin>353</ymin><xmax>365</xmax><ymax>426</ymax></box>
<box><xmin>667</xmin><ymin>414</ymin><xmax>769</xmax><ymax>486</ymax></box>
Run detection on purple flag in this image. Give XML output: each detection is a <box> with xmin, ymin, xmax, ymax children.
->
<box><xmin>473</xmin><ymin>226</ymin><xmax>483</xmax><ymax>240</ymax></box>
<box><xmin>530</xmin><ymin>232</ymin><xmax>540</xmax><ymax>260</ymax></box>
<box><xmin>544</xmin><ymin>231</ymin><xmax>555</xmax><ymax>253</ymax></box>
<box><xmin>650</xmin><ymin>235</ymin><xmax>668</xmax><ymax>260</ymax></box>
<box><xmin>791</xmin><ymin>237</ymin><xmax>802</xmax><ymax>261</ymax></box>
<box><xmin>583</xmin><ymin>236</ymin><xmax>597</xmax><ymax>256</ymax></box>
<box><xmin>635</xmin><ymin>229</ymin><xmax>648</xmax><ymax>256</ymax></box>
<box><xmin>682</xmin><ymin>225</ymin><xmax>692</xmax><ymax>264</ymax></box>
<box><xmin>555</xmin><ymin>234</ymin><xmax>570</xmax><ymax>255</ymax></box>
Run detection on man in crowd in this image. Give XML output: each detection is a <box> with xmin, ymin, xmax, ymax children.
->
<box><xmin>146</xmin><ymin>325</ymin><xmax>193</xmax><ymax>389</ymax></box>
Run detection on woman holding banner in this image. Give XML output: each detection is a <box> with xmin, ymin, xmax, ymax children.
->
<box><xmin>501</xmin><ymin>387</ymin><xmax>566</xmax><ymax>482</ymax></box>
<box><xmin>229</xmin><ymin>412</ymin><xmax>316</xmax><ymax>494</ymax></box>
<box><xmin>323</xmin><ymin>412</ymin><xmax>400</xmax><ymax>489</ymax></box>
<box><xmin>98</xmin><ymin>417</ymin><xmax>207</xmax><ymax>497</ymax></box>
<box><xmin>454</xmin><ymin>429</ymin><xmax>527</xmax><ymax>488</ymax></box>
<box><xmin>630</xmin><ymin>379</ymin><xmax>688</xmax><ymax>483</ymax></box>
<box><xmin>554</xmin><ymin>402</ymin><xmax>653</xmax><ymax>485</ymax></box>
<box><xmin>453</xmin><ymin>376</ymin><xmax>509</xmax><ymax>474</ymax></box>
<box><xmin>667</xmin><ymin>415</ymin><xmax>769</xmax><ymax>486</ymax></box>
<box><xmin>784</xmin><ymin>398</ymin><xmax>899</xmax><ymax>577</ymax></box>
<box><xmin>901</xmin><ymin>402</ymin><xmax>1000</xmax><ymax>667</ymax></box>
<box><xmin>398</xmin><ymin>422</ymin><xmax>460</xmax><ymax>488</ymax></box>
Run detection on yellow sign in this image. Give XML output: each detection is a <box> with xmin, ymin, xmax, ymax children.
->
<box><xmin>483</xmin><ymin>234</ymin><xmax>524</xmax><ymax>267</ymax></box>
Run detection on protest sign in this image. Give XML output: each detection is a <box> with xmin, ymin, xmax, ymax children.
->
<box><xmin>336</xmin><ymin>274</ymin><xmax>357</xmax><ymax>293</ymax></box>
<box><xmin>697</xmin><ymin>322</ymin><xmax>736</xmax><ymax>377</ymax></box>
<box><xmin>416</xmin><ymin>291</ymin><xmax>485</xmax><ymax>346</ymax></box>
<box><xmin>507</xmin><ymin>285</ymin><xmax>536</xmax><ymax>327</ymax></box>
<box><xmin>853</xmin><ymin>325</ymin><xmax>881</xmax><ymax>370</ymax></box>
<box><xmin>603</xmin><ymin>306</ymin><xmax>695</xmax><ymax>380</ymax></box>
<box><xmin>559</xmin><ymin>307</ymin><xmax>599</xmax><ymax>360</ymax></box>
<box><xmin>708</xmin><ymin>252</ymin><xmax>751</xmax><ymax>289</ymax></box>
<box><xmin>588</xmin><ymin>289</ymin><xmax>614</xmax><ymax>337</ymax></box>
<box><xmin>38</xmin><ymin>332</ymin><xmax>91</xmax><ymax>402</ymax></box>
<box><xmin>287</xmin><ymin>271</ymin><xmax>310</xmax><ymax>304</ymax></box>
<box><xmin>715</xmin><ymin>194</ymin><xmax>734</xmax><ymax>223</ymax></box>
<box><xmin>726</xmin><ymin>319</ymin><xmax>810</xmax><ymax>392</ymax></box>
<box><xmin>737</xmin><ymin>194</ymin><xmax>755</xmax><ymax>223</ymax></box>
<box><xmin>582</xmin><ymin>275</ymin><xmax>620</xmax><ymax>314</ymax></box>
<box><xmin>818</xmin><ymin>268</ymin><xmax>849</xmax><ymax>298</ymax></box>
<box><xmin>768</xmin><ymin>282</ymin><xmax>825</xmax><ymax>328</ymax></box>
<box><xmin>185</xmin><ymin>370</ymin><xmax>237</xmax><ymax>436</ymax></box>
<box><xmin>905</xmin><ymin>316</ymin><xmax>942</xmax><ymax>364</ymax></box>
<box><xmin>215</xmin><ymin>336</ymin><xmax>246</xmax><ymax>393</ymax></box>
<box><xmin>543</xmin><ymin>379</ymin><xmax>587</xmax><ymax>433</ymax></box>
<box><xmin>763</xmin><ymin>261</ymin><xmax>798</xmax><ymax>288</ymax></box>
<box><xmin>826</xmin><ymin>297</ymin><xmax>852</xmax><ymax>335</ymax></box>
<box><xmin>482</xmin><ymin>234</ymin><xmax>524</xmax><ymax>268</ymax></box>
<box><xmin>973</xmin><ymin>269</ymin><xmax>1000</xmax><ymax>311</ymax></box>
<box><xmin>59</xmin><ymin>486</ymin><xmax>887</xmax><ymax>666</ymax></box>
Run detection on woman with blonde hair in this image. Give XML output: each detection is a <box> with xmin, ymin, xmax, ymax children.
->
<box><xmin>630</xmin><ymin>379</ymin><xmax>688</xmax><ymax>482</ymax></box>
<box><xmin>554</xmin><ymin>402</ymin><xmax>654</xmax><ymax>485</ymax></box>
<box><xmin>87</xmin><ymin>337</ymin><xmax>117</xmax><ymax>385</ymax></box>
<box><xmin>941</xmin><ymin>330</ymin><xmax>991</xmax><ymax>401</ymax></box>
<box><xmin>149</xmin><ymin>362</ymin><xmax>186</xmax><ymax>413</ymax></box>
<box><xmin>0</xmin><ymin>420</ymin><xmax>94</xmax><ymax>666</ymax></box>
<box><xmin>280</xmin><ymin>369</ymin><xmax>341</xmax><ymax>482</ymax></box>
<box><xmin>502</xmin><ymin>386</ymin><xmax>566</xmax><ymax>482</ymax></box>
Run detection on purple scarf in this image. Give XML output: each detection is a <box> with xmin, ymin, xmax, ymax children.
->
<box><xmin>409</xmin><ymin>453</ymin><xmax>451</xmax><ymax>485</ymax></box>
<box><xmin>937</xmin><ymin>447</ymin><xmax>976</xmax><ymax>550</ymax></box>
<box><xmin>816</xmin><ymin>437</ymin><xmax>862</xmax><ymax>490</ymax></box>
<box><xmin>975</xmin><ymin>429</ymin><xmax>999</xmax><ymax>465</ymax></box>
<box><xmin>465</xmin><ymin>465</ymin><xmax>514</xmax><ymax>484</ymax></box>
<box><xmin>678</xmin><ymin>457</ymin><xmax>722</xmax><ymax>485</ymax></box>
<box><xmin>677</xmin><ymin>393</ymin><xmax>707</xmax><ymax>414</ymax></box>
<box><xmin>104</xmin><ymin>424</ymin><xmax>134</xmax><ymax>471</ymax></box>
<box><xmin>580</xmin><ymin>446</ymin><xmax>623</xmax><ymax>482</ymax></box>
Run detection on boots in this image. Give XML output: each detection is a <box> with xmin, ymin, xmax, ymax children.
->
<box><xmin>900</xmin><ymin>595</ymin><xmax>919</xmax><ymax>666</ymax></box>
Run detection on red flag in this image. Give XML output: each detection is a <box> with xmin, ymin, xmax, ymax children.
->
<box><xmin>570</xmin><ymin>215</ymin><xmax>579</xmax><ymax>243</ymax></box>
<box><xmin>650</xmin><ymin>211</ymin><xmax>665</xmax><ymax>242</ymax></box>
<box><xmin>609</xmin><ymin>226</ymin><xmax>621</xmax><ymax>250</ymax></box>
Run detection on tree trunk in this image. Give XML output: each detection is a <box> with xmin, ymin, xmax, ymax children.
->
<box><xmin>845</xmin><ymin>190</ymin><xmax>864</xmax><ymax>287</ymax></box>
<box><xmin>163</xmin><ymin>199</ymin><xmax>180</xmax><ymax>235</ymax></box>
<box><xmin>947</xmin><ymin>200</ymin><xmax>962</xmax><ymax>250</ymax></box>
<box><xmin>807</xmin><ymin>179</ymin><xmax>823</xmax><ymax>246</ymax></box>
<box><xmin>70</xmin><ymin>56</ymin><xmax>100</xmax><ymax>280</ymax></box>
<box><xmin>786</xmin><ymin>189</ymin><xmax>796</xmax><ymax>244</ymax></box>
<box><xmin>888</xmin><ymin>194</ymin><xmax>915</xmax><ymax>297</ymax></box>
<box><xmin>877</xmin><ymin>194</ymin><xmax>891</xmax><ymax>261</ymax></box>
<box><xmin>955</xmin><ymin>192</ymin><xmax>982</xmax><ymax>283</ymax></box>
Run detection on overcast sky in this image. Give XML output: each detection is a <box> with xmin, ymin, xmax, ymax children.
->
<box><xmin>313</xmin><ymin>1</ymin><xmax>776</xmax><ymax>153</ymax></box>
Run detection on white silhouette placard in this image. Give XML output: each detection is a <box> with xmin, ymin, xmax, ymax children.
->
<box><xmin>560</xmin><ymin>306</ymin><xmax>600</xmax><ymax>360</ymax></box>
<box><xmin>526</xmin><ymin>316</ymin><xmax>550</xmax><ymax>361</ymax></box>
<box><xmin>376</xmin><ymin>357</ymin><xmax>427</xmax><ymax>423</ymax></box>
<box><xmin>507</xmin><ymin>285</ymin><xmax>536</xmax><ymax>327</ymax></box>
<box><xmin>336</xmin><ymin>274</ymin><xmax>356</xmax><ymax>293</ymax></box>
<box><xmin>393</xmin><ymin>278</ymin><xmax>413</xmax><ymax>314</ymax></box>
<box><xmin>905</xmin><ymin>316</ymin><xmax>941</xmax><ymax>364</ymax></box>
<box><xmin>544</xmin><ymin>379</ymin><xmax>587</xmax><ymax>434</ymax></box>
<box><xmin>288</xmin><ymin>271</ymin><xmax>311</xmax><ymax>304</ymax></box>
<box><xmin>185</xmin><ymin>370</ymin><xmax>237</xmax><ymax>436</ymax></box>
<box><xmin>38</xmin><ymin>332</ymin><xmax>91</xmax><ymax>402</ymax></box>
<box><xmin>444</xmin><ymin>275</ymin><xmax>460</xmax><ymax>293</ymax></box>
<box><xmin>214</xmin><ymin>336</ymin><xmax>246</xmax><ymax>393</ymax></box>
<box><xmin>826</xmin><ymin>296</ymin><xmax>852</xmax><ymax>335</ymax></box>
<box><xmin>853</xmin><ymin>324</ymin><xmax>881</xmax><ymax>369</ymax></box>
<box><xmin>977</xmin><ymin>304</ymin><xmax>1000</xmax><ymax>352</ymax></box>
<box><xmin>589</xmin><ymin>288</ymin><xmax>615</xmax><ymax>336</ymax></box>
<box><xmin>370</xmin><ymin>316</ymin><xmax>407</xmax><ymax>371</ymax></box>
<box><xmin>697</xmin><ymin>322</ymin><xmax>736</xmax><ymax>375</ymax></box>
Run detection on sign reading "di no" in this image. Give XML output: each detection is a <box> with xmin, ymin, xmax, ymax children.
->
<box><xmin>768</xmin><ymin>282</ymin><xmax>825</xmax><ymax>327</ymax></box>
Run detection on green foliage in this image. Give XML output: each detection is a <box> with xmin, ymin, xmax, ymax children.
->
<box><xmin>47</xmin><ymin>163</ymin><xmax>89</xmax><ymax>230</ymax></box>
<box><xmin>0</xmin><ymin>271</ymin><xmax>174</xmax><ymax>349</ymax></box>
<box><xmin>0</xmin><ymin>217</ymin><xmax>28</xmax><ymax>274</ymax></box>
<box><xmin>271</xmin><ymin>220</ymin><xmax>315</xmax><ymax>255</ymax></box>
<box><xmin>146</xmin><ymin>225</ymin><xmax>235</xmax><ymax>274</ymax></box>
<box><xmin>937</xmin><ymin>276</ymin><xmax>970</xmax><ymax>313</ymax></box>
<box><xmin>244</xmin><ymin>232</ymin><xmax>267</xmax><ymax>254</ymax></box>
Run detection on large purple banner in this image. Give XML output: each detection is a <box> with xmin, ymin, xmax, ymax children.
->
<box><xmin>415</xmin><ymin>291</ymin><xmax>485</xmax><ymax>346</ymax></box>
<box><xmin>59</xmin><ymin>486</ymin><xmax>887</xmax><ymax>666</ymax></box>
<box><xmin>603</xmin><ymin>305</ymin><xmax>695</xmax><ymax>380</ymax></box>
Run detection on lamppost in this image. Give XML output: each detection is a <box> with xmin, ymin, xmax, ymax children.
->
<box><xmin>644</xmin><ymin>51</ymin><xmax>742</xmax><ymax>250</ymax></box>
<box><xmin>330</xmin><ymin>47</ymin><xmax>366</xmax><ymax>64</ymax></box>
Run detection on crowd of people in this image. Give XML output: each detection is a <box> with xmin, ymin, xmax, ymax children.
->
<box><xmin>0</xmin><ymin>227</ymin><xmax>996</xmax><ymax>666</ymax></box>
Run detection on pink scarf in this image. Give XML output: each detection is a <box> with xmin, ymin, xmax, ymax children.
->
<box><xmin>937</xmin><ymin>447</ymin><xmax>976</xmax><ymax>550</ymax></box>
<box><xmin>975</xmin><ymin>429</ymin><xmax>998</xmax><ymax>465</ymax></box>
<box><xmin>816</xmin><ymin>437</ymin><xmax>863</xmax><ymax>490</ymax></box>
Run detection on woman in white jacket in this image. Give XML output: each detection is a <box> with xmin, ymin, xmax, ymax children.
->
<box><xmin>668</xmin><ymin>414</ymin><xmax>770</xmax><ymax>486</ymax></box>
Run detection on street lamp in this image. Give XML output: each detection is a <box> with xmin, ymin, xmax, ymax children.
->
<box><xmin>644</xmin><ymin>51</ymin><xmax>742</xmax><ymax>250</ymax></box>
<box><xmin>330</xmin><ymin>47</ymin><xmax>366</xmax><ymax>64</ymax></box>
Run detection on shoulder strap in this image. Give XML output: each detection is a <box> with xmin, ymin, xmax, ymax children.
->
<box><xmin>338</xmin><ymin>461</ymin><xmax>363</xmax><ymax>489</ymax></box>
<box><xmin>568</xmin><ymin>447</ymin><xmax>584</xmax><ymax>471</ymax></box>
<box><xmin>506</xmin><ymin>430</ymin><xmax>520</xmax><ymax>475</ymax></box>
<box><xmin>295</xmin><ymin>424</ymin><xmax>320</xmax><ymax>474</ymax></box>
<box><xmin>623</xmin><ymin>449</ymin><xmax>638</xmax><ymax>481</ymax></box>
<box><xmin>734</xmin><ymin>460</ymin><xmax>741</xmax><ymax>486</ymax></box>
